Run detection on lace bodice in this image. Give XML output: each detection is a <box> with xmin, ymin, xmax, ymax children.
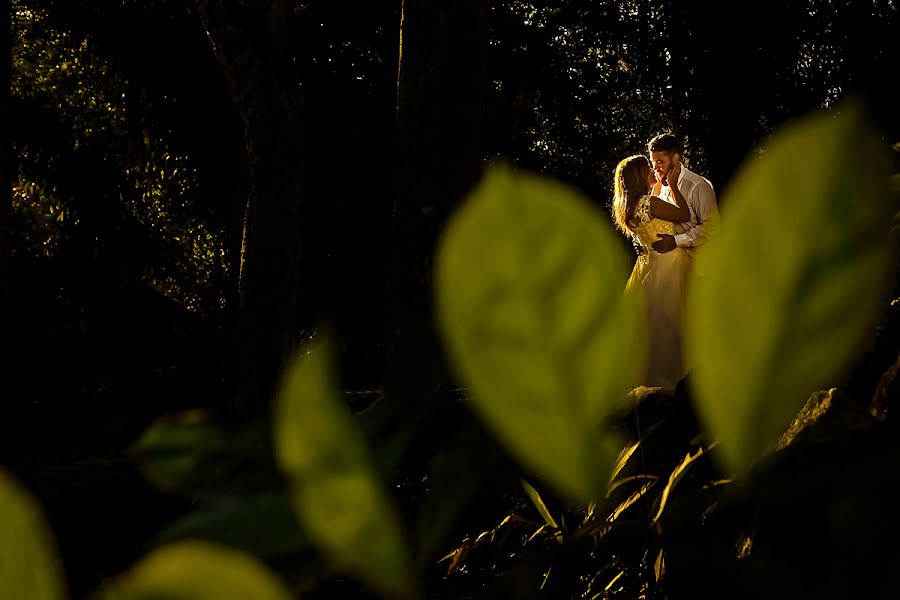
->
<box><xmin>630</xmin><ymin>194</ymin><xmax>676</xmax><ymax>252</ymax></box>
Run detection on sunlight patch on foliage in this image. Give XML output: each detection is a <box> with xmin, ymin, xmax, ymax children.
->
<box><xmin>12</xmin><ymin>178</ymin><xmax>68</xmax><ymax>258</ymax></box>
<box><xmin>123</xmin><ymin>141</ymin><xmax>230</xmax><ymax>313</ymax></box>
<box><xmin>13</xmin><ymin>8</ymin><xmax>123</xmax><ymax>139</ymax></box>
<box><xmin>12</xmin><ymin>3</ymin><xmax>229</xmax><ymax>313</ymax></box>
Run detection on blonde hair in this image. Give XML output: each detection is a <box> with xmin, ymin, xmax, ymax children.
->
<box><xmin>612</xmin><ymin>155</ymin><xmax>651</xmax><ymax>234</ymax></box>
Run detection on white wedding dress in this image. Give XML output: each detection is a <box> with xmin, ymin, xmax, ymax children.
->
<box><xmin>625</xmin><ymin>194</ymin><xmax>692</xmax><ymax>393</ymax></box>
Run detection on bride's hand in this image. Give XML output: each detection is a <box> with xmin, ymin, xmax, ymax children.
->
<box><xmin>666</xmin><ymin>156</ymin><xmax>681</xmax><ymax>187</ymax></box>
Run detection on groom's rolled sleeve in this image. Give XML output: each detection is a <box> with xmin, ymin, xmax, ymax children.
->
<box><xmin>674</xmin><ymin>232</ymin><xmax>692</xmax><ymax>247</ymax></box>
<box><xmin>674</xmin><ymin>179</ymin><xmax>718</xmax><ymax>248</ymax></box>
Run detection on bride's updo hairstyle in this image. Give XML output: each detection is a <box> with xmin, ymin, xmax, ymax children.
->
<box><xmin>612</xmin><ymin>155</ymin><xmax>651</xmax><ymax>234</ymax></box>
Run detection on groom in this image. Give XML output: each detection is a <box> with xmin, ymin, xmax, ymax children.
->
<box><xmin>646</xmin><ymin>133</ymin><xmax>719</xmax><ymax>255</ymax></box>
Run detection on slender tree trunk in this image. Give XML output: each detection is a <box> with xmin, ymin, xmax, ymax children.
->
<box><xmin>196</xmin><ymin>0</ymin><xmax>306</xmax><ymax>418</ymax></box>
<box><xmin>0</xmin><ymin>0</ymin><xmax>11</xmax><ymax>406</ymax></box>
<box><xmin>386</xmin><ymin>0</ymin><xmax>490</xmax><ymax>402</ymax></box>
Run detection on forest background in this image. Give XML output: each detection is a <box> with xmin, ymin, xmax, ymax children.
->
<box><xmin>2</xmin><ymin>1</ymin><xmax>900</xmax><ymax>599</ymax></box>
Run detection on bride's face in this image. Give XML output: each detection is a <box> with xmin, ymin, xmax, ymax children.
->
<box><xmin>645</xmin><ymin>167</ymin><xmax>656</xmax><ymax>191</ymax></box>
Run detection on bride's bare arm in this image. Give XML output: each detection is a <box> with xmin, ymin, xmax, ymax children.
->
<box><xmin>648</xmin><ymin>194</ymin><xmax>689</xmax><ymax>222</ymax></box>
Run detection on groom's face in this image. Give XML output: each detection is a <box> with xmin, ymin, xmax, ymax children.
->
<box><xmin>650</xmin><ymin>151</ymin><xmax>673</xmax><ymax>186</ymax></box>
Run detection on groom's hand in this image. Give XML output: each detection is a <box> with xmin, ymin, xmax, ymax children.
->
<box><xmin>652</xmin><ymin>234</ymin><xmax>676</xmax><ymax>253</ymax></box>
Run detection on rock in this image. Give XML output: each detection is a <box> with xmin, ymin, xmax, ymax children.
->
<box><xmin>778</xmin><ymin>388</ymin><xmax>878</xmax><ymax>450</ymax></box>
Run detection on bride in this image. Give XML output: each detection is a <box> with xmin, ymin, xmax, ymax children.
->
<box><xmin>612</xmin><ymin>154</ymin><xmax>692</xmax><ymax>393</ymax></box>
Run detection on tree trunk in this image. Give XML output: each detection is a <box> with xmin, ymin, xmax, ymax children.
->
<box><xmin>196</xmin><ymin>0</ymin><xmax>306</xmax><ymax>418</ymax></box>
<box><xmin>1</xmin><ymin>0</ymin><xmax>11</xmax><ymax>404</ymax></box>
<box><xmin>386</xmin><ymin>0</ymin><xmax>490</xmax><ymax>402</ymax></box>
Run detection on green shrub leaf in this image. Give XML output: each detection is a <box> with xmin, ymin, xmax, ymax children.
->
<box><xmin>0</xmin><ymin>469</ymin><xmax>66</xmax><ymax>600</ymax></box>
<box><xmin>685</xmin><ymin>101</ymin><xmax>895</xmax><ymax>476</ymax></box>
<box><xmin>435</xmin><ymin>164</ymin><xmax>645</xmax><ymax>503</ymax></box>
<box><xmin>151</xmin><ymin>493</ymin><xmax>311</xmax><ymax>561</ymax></box>
<box><xmin>130</xmin><ymin>411</ymin><xmax>229</xmax><ymax>493</ymax></box>
<box><xmin>97</xmin><ymin>541</ymin><xmax>291</xmax><ymax>600</ymax></box>
<box><xmin>273</xmin><ymin>337</ymin><xmax>415</xmax><ymax>599</ymax></box>
<box><xmin>131</xmin><ymin>412</ymin><xmax>281</xmax><ymax>496</ymax></box>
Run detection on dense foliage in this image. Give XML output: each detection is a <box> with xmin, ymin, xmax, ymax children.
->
<box><xmin>2</xmin><ymin>1</ymin><xmax>899</xmax><ymax>599</ymax></box>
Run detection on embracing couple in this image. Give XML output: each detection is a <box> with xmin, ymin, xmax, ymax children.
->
<box><xmin>612</xmin><ymin>134</ymin><xmax>719</xmax><ymax>395</ymax></box>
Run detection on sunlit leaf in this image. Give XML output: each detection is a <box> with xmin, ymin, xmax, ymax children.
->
<box><xmin>0</xmin><ymin>469</ymin><xmax>66</xmax><ymax>600</ymax></box>
<box><xmin>604</xmin><ymin>474</ymin><xmax>659</xmax><ymax>498</ymax></box>
<box><xmin>651</xmin><ymin>444</ymin><xmax>713</xmax><ymax>523</ymax></box>
<box><xmin>435</xmin><ymin>164</ymin><xmax>644</xmax><ymax>503</ymax></box>
<box><xmin>607</xmin><ymin>437</ymin><xmax>647</xmax><ymax>490</ymax></box>
<box><xmin>653</xmin><ymin>548</ymin><xmax>665</xmax><ymax>582</ymax></box>
<box><xmin>273</xmin><ymin>337</ymin><xmax>416</xmax><ymax>599</ymax></box>
<box><xmin>685</xmin><ymin>101</ymin><xmax>895</xmax><ymax>476</ymax></box>
<box><xmin>97</xmin><ymin>541</ymin><xmax>291</xmax><ymax>600</ymax></box>
<box><xmin>521</xmin><ymin>479</ymin><xmax>560</xmax><ymax>531</ymax></box>
<box><xmin>608</xmin><ymin>480</ymin><xmax>656</xmax><ymax>523</ymax></box>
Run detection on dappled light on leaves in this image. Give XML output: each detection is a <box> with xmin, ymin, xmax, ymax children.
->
<box><xmin>11</xmin><ymin>3</ymin><xmax>229</xmax><ymax>314</ymax></box>
<box><xmin>122</xmin><ymin>141</ymin><xmax>230</xmax><ymax>313</ymax></box>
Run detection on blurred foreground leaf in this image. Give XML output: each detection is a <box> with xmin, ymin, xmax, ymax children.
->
<box><xmin>130</xmin><ymin>410</ymin><xmax>228</xmax><ymax>493</ymax></box>
<box><xmin>151</xmin><ymin>493</ymin><xmax>311</xmax><ymax>561</ymax></box>
<box><xmin>435</xmin><ymin>164</ymin><xmax>644</xmax><ymax>503</ymax></box>
<box><xmin>686</xmin><ymin>101</ymin><xmax>895</xmax><ymax>476</ymax></box>
<box><xmin>131</xmin><ymin>411</ymin><xmax>280</xmax><ymax>496</ymax></box>
<box><xmin>97</xmin><ymin>541</ymin><xmax>291</xmax><ymax>600</ymax></box>
<box><xmin>273</xmin><ymin>337</ymin><xmax>416</xmax><ymax>599</ymax></box>
<box><xmin>0</xmin><ymin>470</ymin><xmax>66</xmax><ymax>600</ymax></box>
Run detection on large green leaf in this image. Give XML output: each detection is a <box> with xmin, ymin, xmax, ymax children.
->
<box><xmin>0</xmin><ymin>469</ymin><xmax>66</xmax><ymax>600</ymax></box>
<box><xmin>685</xmin><ymin>102</ymin><xmax>895</xmax><ymax>476</ymax></box>
<box><xmin>151</xmin><ymin>493</ymin><xmax>311</xmax><ymax>561</ymax></box>
<box><xmin>273</xmin><ymin>337</ymin><xmax>416</xmax><ymax>599</ymax></box>
<box><xmin>96</xmin><ymin>541</ymin><xmax>292</xmax><ymax>600</ymax></box>
<box><xmin>435</xmin><ymin>164</ymin><xmax>645</xmax><ymax>503</ymax></box>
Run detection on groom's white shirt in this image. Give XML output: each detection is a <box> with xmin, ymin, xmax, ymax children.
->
<box><xmin>657</xmin><ymin>166</ymin><xmax>718</xmax><ymax>249</ymax></box>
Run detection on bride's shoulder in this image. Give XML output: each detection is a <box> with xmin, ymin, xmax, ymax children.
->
<box><xmin>630</xmin><ymin>194</ymin><xmax>652</xmax><ymax>227</ymax></box>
